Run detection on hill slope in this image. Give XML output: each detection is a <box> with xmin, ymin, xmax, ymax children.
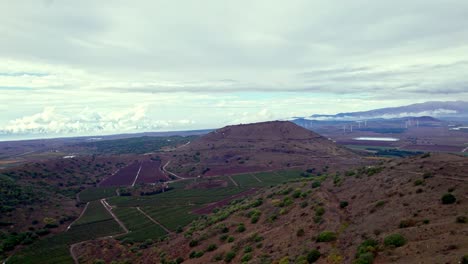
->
<box><xmin>75</xmin><ymin>153</ymin><xmax>468</xmax><ymax>263</ymax></box>
<box><xmin>166</xmin><ymin>121</ymin><xmax>364</xmax><ymax>177</ymax></box>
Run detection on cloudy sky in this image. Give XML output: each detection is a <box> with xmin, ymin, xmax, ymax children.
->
<box><xmin>1</xmin><ymin>0</ymin><xmax>468</xmax><ymax>139</ymax></box>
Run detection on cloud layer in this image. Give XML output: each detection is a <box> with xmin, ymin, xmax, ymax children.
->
<box><xmin>1</xmin><ymin>1</ymin><xmax>468</xmax><ymax>138</ymax></box>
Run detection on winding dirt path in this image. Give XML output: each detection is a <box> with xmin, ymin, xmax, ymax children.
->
<box><xmin>162</xmin><ymin>161</ymin><xmax>185</xmax><ymax>180</ymax></box>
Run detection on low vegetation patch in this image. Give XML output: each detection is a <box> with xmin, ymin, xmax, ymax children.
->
<box><xmin>316</xmin><ymin>231</ymin><xmax>337</xmax><ymax>242</ymax></box>
<box><xmin>384</xmin><ymin>233</ymin><xmax>406</xmax><ymax>247</ymax></box>
<box><xmin>441</xmin><ymin>193</ymin><xmax>456</xmax><ymax>204</ymax></box>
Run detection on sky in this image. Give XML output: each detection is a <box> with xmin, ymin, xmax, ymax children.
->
<box><xmin>1</xmin><ymin>0</ymin><xmax>468</xmax><ymax>139</ymax></box>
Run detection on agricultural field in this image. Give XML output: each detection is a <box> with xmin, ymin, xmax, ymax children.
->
<box><xmin>99</xmin><ymin>161</ymin><xmax>140</xmax><ymax>187</ymax></box>
<box><xmin>113</xmin><ymin>207</ymin><xmax>167</xmax><ymax>242</ymax></box>
<box><xmin>8</xmin><ymin>200</ymin><xmax>123</xmax><ymax>264</ymax></box>
<box><xmin>135</xmin><ymin>160</ymin><xmax>167</xmax><ymax>184</ymax></box>
<box><xmin>78</xmin><ymin>187</ymin><xmax>118</xmax><ymax>203</ymax></box>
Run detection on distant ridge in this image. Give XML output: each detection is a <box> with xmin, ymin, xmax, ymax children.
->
<box><xmin>300</xmin><ymin>101</ymin><xmax>468</xmax><ymax>121</ymax></box>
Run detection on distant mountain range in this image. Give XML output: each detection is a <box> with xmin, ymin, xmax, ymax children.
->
<box><xmin>297</xmin><ymin>101</ymin><xmax>468</xmax><ymax>121</ymax></box>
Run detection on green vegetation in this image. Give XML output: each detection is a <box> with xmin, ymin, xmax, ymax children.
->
<box><xmin>354</xmin><ymin>239</ymin><xmax>378</xmax><ymax>264</ymax></box>
<box><xmin>73</xmin><ymin>201</ymin><xmax>113</xmax><ymax>226</ymax></box>
<box><xmin>383</xmin><ymin>233</ymin><xmax>406</xmax><ymax>247</ymax></box>
<box><xmin>306</xmin><ymin>249</ymin><xmax>321</xmax><ymax>263</ymax></box>
<box><xmin>224</xmin><ymin>251</ymin><xmax>236</xmax><ymax>262</ymax></box>
<box><xmin>441</xmin><ymin>193</ymin><xmax>456</xmax><ymax>204</ymax></box>
<box><xmin>114</xmin><ymin>207</ymin><xmax>167</xmax><ymax>241</ymax></box>
<box><xmin>456</xmin><ymin>216</ymin><xmax>467</xmax><ymax>224</ymax></box>
<box><xmin>80</xmin><ymin>135</ymin><xmax>197</xmax><ymax>155</ymax></box>
<box><xmin>79</xmin><ymin>187</ymin><xmax>117</xmax><ymax>202</ymax></box>
<box><xmin>316</xmin><ymin>231</ymin><xmax>337</xmax><ymax>242</ymax></box>
<box><xmin>8</xmin><ymin>201</ymin><xmax>123</xmax><ymax>264</ymax></box>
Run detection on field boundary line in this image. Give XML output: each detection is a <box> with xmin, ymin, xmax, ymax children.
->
<box><xmin>67</xmin><ymin>202</ymin><xmax>90</xmax><ymax>230</ymax></box>
<box><xmin>251</xmin><ymin>174</ymin><xmax>262</xmax><ymax>183</ymax></box>
<box><xmin>131</xmin><ymin>162</ymin><xmax>143</xmax><ymax>187</ymax></box>
<box><xmin>228</xmin><ymin>175</ymin><xmax>238</xmax><ymax>187</ymax></box>
<box><xmin>100</xmin><ymin>199</ymin><xmax>129</xmax><ymax>233</ymax></box>
<box><xmin>136</xmin><ymin>207</ymin><xmax>171</xmax><ymax>234</ymax></box>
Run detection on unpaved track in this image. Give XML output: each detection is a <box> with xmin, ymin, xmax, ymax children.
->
<box><xmin>69</xmin><ymin>200</ymin><xmax>129</xmax><ymax>264</ymax></box>
<box><xmin>251</xmin><ymin>174</ymin><xmax>262</xmax><ymax>183</ymax></box>
<box><xmin>228</xmin><ymin>175</ymin><xmax>238</xmax><ymax>186</ymax></box>
<box><xmin>100</xmin><ymin>199</ymin><xmax>129</xmax><ymax>233</ymax></box>
<box><xmin>131</xmin><ymin>163</ymin><xmax>143</xmax><ymax>187</ymax></box>
<box><xmin>67</xmin><ymin>202</ymin><xmax>90</xmax><ymax>230</ymax></box>
<box><xmin>162</xmin><ymin>161</ymin><xmax>185</xmax><ymax>179</ymax></box>
<box><xmin>136</xmin><ymin>207</ymin><xmax>171</xmax><ymax>234</ymax></box>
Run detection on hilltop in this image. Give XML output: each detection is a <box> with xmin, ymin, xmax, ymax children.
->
<box><xmin>166</xmin><ymin>121</ymin><xmax>365</xmax><ymax>177</ymax></box>
<box><xmin>74</xmin><ymin>153</ymin><xmax>468</xmax><ymax>263</ymax></box>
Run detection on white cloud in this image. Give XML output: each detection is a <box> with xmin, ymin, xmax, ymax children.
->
<box><xmin>2</xmin><ymin>105</ymin><xmax>195</xmax><ymax>136</ymax></box>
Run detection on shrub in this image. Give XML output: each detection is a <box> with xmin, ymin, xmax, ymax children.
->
<box><xmin>241</xmin><ymin>253</ymin><xmax>252</xmax><ymax>262</ymax></box>
<box><xmin>355</xmin><ymin>239</ymin><xmax>378</xmax><ymax>264</ymax></box>
<box><xmin>316</xmin><ymin>231</ymin><xmax>336</xmax><ymax>242</ymax></box>
<box><xmin>456</xmin><ymin>216</ymin><xmax>467</xmax><ymax>224</ymax></box>
<box><xmin>311</xmin><ymin>181</ymin><xmax>321</xmax><ymax>188</ymax></box>
<box><xmin>220</xmin><ymin>234</ymin><xmax>228</xmax><ymax>241</ymax></box>
<box><xmin>227</xmin><ymin>236</ymin><xmax>235</xmax><ymax>243</ymax></box>
<box><xmin>237</xmin><ymin>223</ymin><xmax>246</xmax><ymax>232</ymax></box>
<box><xmin>306</xmin><ymin>249</ymin><xmax>321</xmax><ymax>263</ymax></box>
<box><xmin>461</xmin><ymin>255</ymin><xmax>468</xmax><ymax>264</ymax></box>
<box><xmin>441</xmin><ymin>193</ymin><xmax>456</xmax><ymax>204</ymax></box>
<box><xmin>384</xmin><ymin>234</ymin><xmax>406</xmax><ymax>247</ymax></box>
<box><xmin>224</xmin><ymin>251</ymin><xmax>236</xmax><ymax>262</ymax></box>
<box><xmin>315</xmin><ymin>207</ymin><xmax>325</xmax><ymax>217</ymax></box>
<box><xmin>206</xmin><ymin>244</ymin><xmax>217</xmax><ymax>252</ymax></box>
<box><xmin>339</xmin><ymin>201</ymin><xmax>349</xmax><ymax>208</ymax></box>
<box><xmin>296</xmin><ymin>228</ymin><xmax>305</xmax><ymax>237</ymax></box>
<box><xmin>244</xmin><ymin>246</ymin><xmax>253</xmax><ymax>253</ymax></box>
<box><xmin>413</xmin><ymin>179</ymin><xmax>424</xmax><ymax>186</ymax></box>
<box><xmin>300</xmin><ymin>201</ymin><xmax>308</xmax><ymax>208</ymax></box>
<box><xmin>189</xmin><ymin>239</ymin><xmax>198</xmax><ymax>247</ymax></box>
<box><xmin>189</xmin><ymin>251</ymin><xmax>204</xmax><ymax>258</ymax></box>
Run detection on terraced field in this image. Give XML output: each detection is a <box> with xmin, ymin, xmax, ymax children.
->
<box><xmin>8</xmin><ymin>201</ymin><xmax>123</xmax><ymax>264</ymax></box>
<box><xmin>114</xmin><ymin>207</ymin><xmax>167</xmax><ymax>241</ymax></box>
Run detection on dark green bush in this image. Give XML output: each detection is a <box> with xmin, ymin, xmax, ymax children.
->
<box><xmin>339</xmin><ymin>201</ymin><xmax>349</xmax><ymax>208</ymax></box>
<box><xmin>456</xmin><ymin>216</ymin><xmax>467</xmax><ymax>224</ymax></box>
<box><xmin>316</xmin><ymin>231</ymin><xmax>336</xmax><ymax>242</ymax></box>
<box><xmin>384</xmin><ymin>234</ymin><xmax>406</xmax><ymax>247</ymax></box>
<box><xmin>206</xmin><ymin>244</ymin><xmax>217</xmax><ymax>251</ymax></box>
<box><xmin>224</xmin><ymin>251</ymin><xmax>236</xmax><ymax>262</ymax></box>
<box><xmin>306</xmin><ymin>249</ymin><xmax>321</xmax><ymax>263</ymax></box>
<box><xmin>441</xmin><ymin>193</ymin><xmax>456</xmax><ymax>204</ymax></box>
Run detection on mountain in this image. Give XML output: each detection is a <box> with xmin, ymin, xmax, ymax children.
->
<box><xmin>165</xmin><ymin>121</ymin><xmax>365</xmax><ymax>177</ymax></box>
<box><xmin>303</xmin><ymin>101</ymin><xmax>468</xmax><ymax>121</ymax></box>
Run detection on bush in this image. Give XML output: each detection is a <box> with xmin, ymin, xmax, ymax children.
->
<box><xmin>461</xmin><ymin>255</ymin><xmax>468</xmax><ymax>264</ymax></box>
<box><xmin>206</xmin><ymin>243</ymin><xmax>217</xmax><ymax>251</ymax></box>
<box><xmin>456</xmin><ymin>216</ymin><xmax>467</xmax><ymax>224</ymax></box>
<box><xmin>306</xmin><ymin>249</ymin><xmax>321</xmax><ymax>263</ymax></box>
<box><xmin>339</xmin><ymin>201</ymin><xmax>349</xmax><ymax>208</ymax></box>
<box><xmin>355</xmin><ymin>239</ymin><xmax>378</xmax><ymax>264</ymax></box>
<box><xmin>241</xmin><ymin>253</ymin><xmax>252</xmax><ymax>262</ymax></box>
<box><xmin>189</xmin><ymin>251</ymin><xmax>204</xmax><ymax>258</ymax></box>
<box><xmin>413</xmin><ymin>179</ymin><xmax>424</xmax><ymax>186</ymax></box>
<box><xmin>189</xmin><ymin>239</ymin><xmax>198</xmax><ymax>247</ymax></box>
<box><xmin>296</xmin><ymin>228</ymin><xmax>305</xmax><ymax>237</ymax></box>
<box><xmin>224</xmin><ymin>251</ymin><xmax>236</xmax><ymax>262</ymax></box>
<box><xmin>316</xmin><ymin>231</ymin><xmax>336</xmax><ymax>242</ymax></box>
<box><xmin>384</xmin><ymin>234</ymin><xmax>406</xmax><ymax>247</ymax></box>
<box><xmin>237</xmin><ymin>223</ymin><xmax>246</xmax><ymax>232</ymax></box>
<box><xmin>311</xmin><ymin>181</ymin><xmax>321</xmax><ymax>188</ymax></box>
<box><xmin>441</xmin><ymin>193</ymin><xmax>456</xmax><ymax>204</ymax></box>
<box><xmin>227</xmin><ymin>236</ymin><xmax>235</xmax><ymax>243</ymax></box>
<box><xmin>244</xmin><ymin>246</ymin><xmax>252</xmax><ymax>253</ymax></box>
